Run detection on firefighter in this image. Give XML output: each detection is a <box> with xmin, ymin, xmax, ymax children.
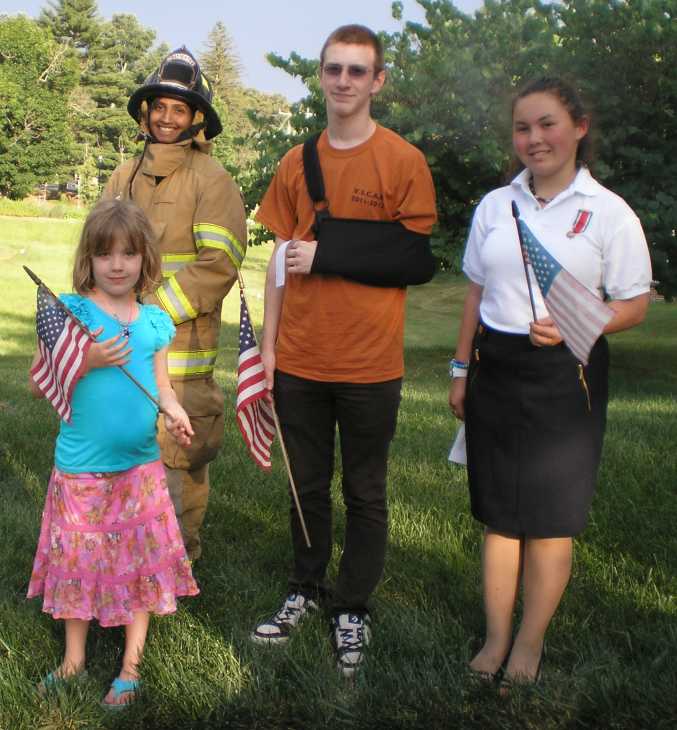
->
<box><xmin>104</xmin><ymin>46</ymin><xmax>247</xmax><ymax>560</ymax></box>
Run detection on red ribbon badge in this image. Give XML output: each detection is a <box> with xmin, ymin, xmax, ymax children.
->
<box><xmin>567</xmin><ymin>209</ymin><xmax>593</xmax><ymax>238</ymax></box>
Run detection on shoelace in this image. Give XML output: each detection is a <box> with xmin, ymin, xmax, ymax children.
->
<box><xmin>274</xmin><ymin>601</ymin><xmax>302</xmax><ymax>625</ymax></box>
<box><xmin>338</xmin><ymin>625</ymin><xmax>364</xmax><ymax>649</ymax></box>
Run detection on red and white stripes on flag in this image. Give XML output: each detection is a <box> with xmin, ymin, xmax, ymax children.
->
<box><xmin>30</xmin><ymin>285</ymin><xmax>92</xmax><ymax>422</ymax></box>
<box><xmin>517</xmin><ymin>217</ymin><xmax>614</xmax><ymax>365</ymax></box>
<box><xmin>236</xmin><ymin>291</ymin><xmax>275</xmax><ymax>470</ymax></box>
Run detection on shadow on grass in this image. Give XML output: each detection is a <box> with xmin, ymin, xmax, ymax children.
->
<box><xmin>2</xmin><ymin>313</ymin><xmax>676</xmax><ymax>727</ymax></box>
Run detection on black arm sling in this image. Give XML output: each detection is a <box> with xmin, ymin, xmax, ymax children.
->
<box><xmin>302</xmin><ymin>132</ymin><xmax>436</xmax><ymax>288</ymax></box>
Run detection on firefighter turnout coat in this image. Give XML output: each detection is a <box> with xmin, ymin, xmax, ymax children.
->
<box><xmin>103</xmin><ymin>138</ymin><xmax>247</xmax><ymax>471</ymax></box>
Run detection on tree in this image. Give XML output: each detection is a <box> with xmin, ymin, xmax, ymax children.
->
<box><xmin>39</xmin><ymin>0</ymin><xmax>100</xmax><ymax>52</ymax></box>
<box><xmin>39</xmin><ymin>0</ymin><xmax>166</xmax><ymax>181</ymax></box>
<box><xmin>76</xmin><ymin>13</ymin><xmax>159</xmax><ymax>176</ymax></box>
<box><xmin>246</xmin><ymin>0</ymin><xmax>676</xmax><ymax>297</ymax></box>
<box><xmin>552</xmin><ymin>0</ymin><xmax>677</xmax><ymax>299</ymax></box>
<box><xmin>200</xmin><ymin>21</ymin><xmax>242</xmax><ymax>102</ymax></box>
<box><xmin>0</xmin><ymin>16</ymin><xmax>78</xmax><ymax>198</ymax></box>
<box><xmin>198</xmin><ymin>22</ymin><xmax>290</xmax><ymax>195</ymax></box>
<box><xmin>238</xmin><ymin>51</ymin><xmax>324</xmax><ymax>240</ymax></box>
<box><xmin>379</xmin><ymin>0</ymin><xmax>558</xmax><ymax>266</ymax></box>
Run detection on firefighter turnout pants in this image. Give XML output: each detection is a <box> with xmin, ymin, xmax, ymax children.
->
<box><xmin>157</xmin><ymin>377</ymin><xmax>224</xmax><ymax>560</ymax></box>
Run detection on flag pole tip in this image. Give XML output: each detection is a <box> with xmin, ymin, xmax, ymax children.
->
<box><xmin>23</xmin><ymin>266</ymin><xmax>42</xmax><ymax>286</ymax></box>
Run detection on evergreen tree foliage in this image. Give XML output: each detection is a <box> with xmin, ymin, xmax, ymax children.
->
<box><xmin>199</xmin><ymin>22</ymin><xmax>289</xmax><ymax>188</ymax></box>
<box><xmin>200</xmin><ymin>21</ymin><xmax>242</xmax><ymax>102</ymax></box>
<box><xmin>37</xmin><ymin>0</ymin><xmax>166</xmax><ymax>182</ymax></box>
<box><xmin>77</xmin><ymin>14</ymin><xmax>159</xmax><ymax>176</ymax></box>
<box><xmin>39</xmin><ymin>0</ymin><xmax>100</xmax><ymax>51</ymax></box>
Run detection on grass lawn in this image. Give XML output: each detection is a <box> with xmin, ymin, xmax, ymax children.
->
<box><xmin>0</xmin><ymin>219</ymin><xmax>675</xmax><ymax>729</ymax></box>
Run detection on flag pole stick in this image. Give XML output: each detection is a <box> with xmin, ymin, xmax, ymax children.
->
<box><xmin>24</xmin><ymin>266</ymin><xmax>164</xmax><ymax>413</ymax></box>
<box><xmin>270</xmin><ymin>405</ymin><xmax>312</xmax><ymax>549</ymax></box>
<box><xmin>511</xmin><ymin>202</ymin><xmax>538</xmax><ymax>321</ymax></box>
<box><xmin>237</xmin><ymin>272</ymin><xmax>311</xmax><ymax>548</ymax></box>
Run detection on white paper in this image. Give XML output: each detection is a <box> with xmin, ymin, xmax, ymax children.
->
<box><xmin>275</xmin><ymin>240</ymin><xmax>291</xmax><ymax>288</ymax></box>
<box><xmin>448</xmin><ymin>424</ymin><xmax>467</xmax><ymax>465</ymax></box>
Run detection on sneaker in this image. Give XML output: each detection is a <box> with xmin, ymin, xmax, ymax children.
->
<box><xmin>251</xmin><ymin>592</ymin><xmax>319</xmax><ymax>645</ymax></box>
<box><xmin>331</xmin><ymin>612</ymin><xmax>372</xmax><ymax>677</ymax></box>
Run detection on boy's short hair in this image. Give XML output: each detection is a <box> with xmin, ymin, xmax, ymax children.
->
<box><xmin>320</xmin><ymin>24</ymin><xmax>385</xmax><ymax>72</ymax></box>
<box><xmin>73</xmin><ymin>198</ymin><xmax>160</xmax><ymax>296</ymax></box>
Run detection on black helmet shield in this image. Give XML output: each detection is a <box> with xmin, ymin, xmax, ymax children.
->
<box><xmin>128</xmin><ymin>46</ymin><xmax>222</xmax><ymax>140</ymax></box>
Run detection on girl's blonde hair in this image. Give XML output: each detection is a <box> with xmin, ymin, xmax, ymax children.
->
<box><xmin>73</xmin><ymin>198</ymin><xmax>160</xmax><ymax>296</ymax></box>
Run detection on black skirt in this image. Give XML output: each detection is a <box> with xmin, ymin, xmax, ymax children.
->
<box><xmin>464</xmin><ymin>324</ymin><xmax>609</xmax><ymax>537</ymax></box>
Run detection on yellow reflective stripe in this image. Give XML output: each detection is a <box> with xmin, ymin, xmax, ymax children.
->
<box><xmin>193</xmin><ymin>223</ymin><xmax>244</xmax><ymax>269</ymax></box>
<box><xmin>161</xmin><ymin>253</ymin><xmax>198</xmax><ymax>278</ymax></box>
<box><xmin>156</xmin><ymin>277</ymin><xmax>198</xmax><ymax>324</ymax></box>
<box><xmin>168</xmin><ymin>350</ymin><xmax>218</xmax><ymax>377</ymax></box>
<box><xmin>162</xmin><ymin>253</ymin><xmax>198</xmax><ymax>262</ymax></box>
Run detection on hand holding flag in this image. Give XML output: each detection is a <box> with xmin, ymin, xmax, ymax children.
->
<box><xmin>511</xmin><ymin>204</ymin><xmax>614</xmax><ymax>364</ymax></box>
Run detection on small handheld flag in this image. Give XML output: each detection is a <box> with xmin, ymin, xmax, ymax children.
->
<box><xmin>30</xmin><ymin>284</ymin><xmax>92</xmax><ymax>422</ymax></box>
<box><xmin>236</xmin><ymin>290</ymin><xmax>275</xmax><ymax>470</ymax></box>
<box><xmin>511</xmin><ymin>205</ymin><xmax>614</xmax><ymax>364</ymax></box>
<box><xmin>235</xmin><ymin>276</ymin><xmax>311</xmax><ymax>547</ymax></box>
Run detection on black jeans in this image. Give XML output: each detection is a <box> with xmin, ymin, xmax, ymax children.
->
<box><xmin>273</xmin><ymin>371</ymin><xmax>402</xmax><ymax>614</ymax></box>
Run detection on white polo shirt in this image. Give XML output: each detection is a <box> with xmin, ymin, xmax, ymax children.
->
<box><xmin>462</xmin><ymin>167</ymin><xmax>652</xmax><ymax>334</ymax></box>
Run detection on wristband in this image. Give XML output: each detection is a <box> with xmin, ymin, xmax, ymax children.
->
<box><xmin>449</xmin><ymin>358</ymin><xmax>469</xmax><ymax>378</ymax></box>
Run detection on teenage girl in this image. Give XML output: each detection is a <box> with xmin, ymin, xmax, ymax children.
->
<box><xmin>449</xmin><ymin>77</ymin><xmax>651</xmax><ymax>688</ymax></box>
<box><xmin>28</xmin><ymin>198</ymin><xmax>198</xmax><ymax>708</ymax></box>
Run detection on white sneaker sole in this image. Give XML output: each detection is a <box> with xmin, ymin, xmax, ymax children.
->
<box><xmin>249</xmin><ymin>631</ymin><xmax>291</xmax><ymax>646</ymax></box>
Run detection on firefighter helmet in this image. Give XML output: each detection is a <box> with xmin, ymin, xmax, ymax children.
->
<box><xmin>128</xmin><ymin>46</ymin><xmax>222</xmax><ymax>140</ymax></box>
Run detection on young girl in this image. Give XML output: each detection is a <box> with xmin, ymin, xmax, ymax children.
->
<box><xmin>28</xmin><ymin>198</ymin><xmax>198</xmax><ymax>708</ymax></box>
<box><xmin>449</xmin><ymin>78</ymin><xmax>652</xmax><ymax>689</ymax></box>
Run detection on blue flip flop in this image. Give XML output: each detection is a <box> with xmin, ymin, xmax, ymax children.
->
<box><xmin>101</xmin><ymin>676</ymin><xmax>141</xmax><ymax>710</ymax></box>
<box><xmin>38</xmin><ymin>669</ymin><xmax>88</xmax><ymax>695</ymax></box>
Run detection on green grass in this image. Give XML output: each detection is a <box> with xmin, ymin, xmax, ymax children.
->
<box><xmin>0</xmin><ymin>197</ymin><xmax>90</xmax><ymax>220</ymax></box>
<box><xmin>1</xmin><ymin>220</ymin><xmax>675</xmax><ymax>729</ymax></box>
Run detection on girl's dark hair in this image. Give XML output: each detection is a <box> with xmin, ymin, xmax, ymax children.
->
<box><xmin>73</xmin><ymin>198</ymin><xmax>160</xmax><ymax>296</ymax></box>
<box><xmin>512</xmin><ymin>76</ymin><xmax>593</xmax><ymax>168</ymax></box>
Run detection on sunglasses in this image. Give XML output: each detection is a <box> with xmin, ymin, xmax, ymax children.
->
<box><xmin>322</xmin><ymin>63</ymin><xmax>375</xmax><ymax>79</ymax></box>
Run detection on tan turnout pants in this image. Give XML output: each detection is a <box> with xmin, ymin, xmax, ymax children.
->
<box><xmin>157</xmin><ymin>377</ymin><xmax>224</xmax><ymax>561</ymax></box>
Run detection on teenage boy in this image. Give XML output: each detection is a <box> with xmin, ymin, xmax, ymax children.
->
<box><xmin>251</xmin><ymin>25</ymin><xmax>437</xmax><ymax>676</ymax></box>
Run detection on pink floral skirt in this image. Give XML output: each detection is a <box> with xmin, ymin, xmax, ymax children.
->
<box><xmin>27</xmin><ymin>460</ymin><xmax>199</xmax><ymax>627</ymax></box>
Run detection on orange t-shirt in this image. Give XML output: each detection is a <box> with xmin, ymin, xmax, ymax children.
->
<box><xmin>256</xmin><ymin>125</ymin><xmax>437</xmax><ymax>383</ymax></box>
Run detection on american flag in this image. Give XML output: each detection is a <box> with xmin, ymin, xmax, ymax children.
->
<box><xmin>236</xmin><ymin>291</ymin><xmax>275</xmax><ymax>470</ymax></box>
<box><xmin>30</xmin><ymin>285</ymin><xmax>92</xmax><ymax>422</ymax></box>
<box><xmin>517</xmin><ymin>217</ymin><xmax>614</xmax><ymax>365</ymax></box>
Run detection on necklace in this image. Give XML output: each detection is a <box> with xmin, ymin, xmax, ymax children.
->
<box><xmin>114</xmin><ymin>307</ymin><xmax>133</xmax><ymax>339</ymax></box>
<box><xmin>528</xmin><ymin>175</ymin><xmax>553</xmax><ymax>206</ymax></box>
<box><xmin>92</xmin><ymin>291</ymin><xmax>135</xmax><ymax>338</ymax></box>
